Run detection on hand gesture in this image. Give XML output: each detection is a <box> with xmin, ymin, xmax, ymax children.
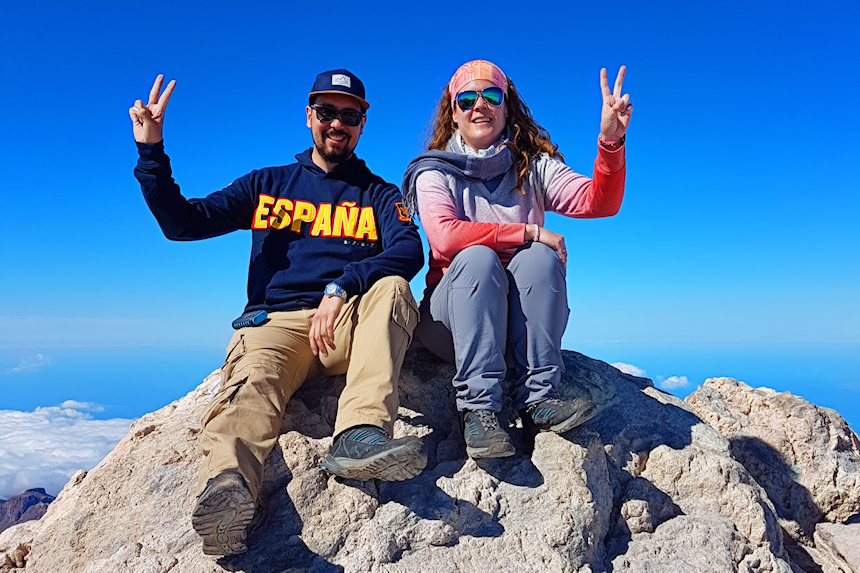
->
<box><xmin>129</xmin><ymin>75</ymin><xmax>176</xmax><ymax>144</ymax></box>
<box><xmin>599</xmin><ymin>66</ymin><xmax>632</xmax><ymax>142</ymax></box>
<box><xmin>310</xmin><ymin>295</ymin><xmax>345</xmax><ymax>357</ymax></box>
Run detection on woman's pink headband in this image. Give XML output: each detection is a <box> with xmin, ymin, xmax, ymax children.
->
<box><xmin>448</xmin><ymin>60</ymin><xmax>508</xmax><ymax>106</ymax></box>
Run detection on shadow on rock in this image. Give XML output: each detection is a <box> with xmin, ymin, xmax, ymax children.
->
<box><xmin>379</xmin><ymin>474</ymin><xmax>505</xmax><ymax>541</ymax></box>
<box><xmin>605</xmin><ymin>476</ymin><xmax>682</xmax><ymax>564</ymax></box>
<box><xmin>219</xmin><ymin>443</ymin><xmax>343</xmax><ymax>572</ymax></box>
<box><xmin>729</xmin><ymin>435</ymin><xmax>821</xmax><ymax>540</ymax></box>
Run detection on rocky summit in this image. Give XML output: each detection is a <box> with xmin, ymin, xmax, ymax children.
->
<box><xmin>0</xmin><ymin>491</ymin><xmax>54</xmax><ymax>536</ymax></box>
<box><xmin>1</xmin><ymin>348</ymin><xmax>858</xmax><ymax>572</ymax></box>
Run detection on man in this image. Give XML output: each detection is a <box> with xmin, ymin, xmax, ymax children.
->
<box><xmin>130</xmin><ymin>69</ymin><xmax>426</xmax><ymax>556</ymax></box>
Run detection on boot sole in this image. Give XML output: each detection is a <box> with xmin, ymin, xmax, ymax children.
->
<box><xmin>322</xmin><ymin>436</ymin><xmax>427</xmax><ymax>481</ymax></box>
<box><xmin>467</xmin><ymin>440</ymin><xmax>516</xmax><ymax>459</ymax></box>
<box><xmin>192</xmin><ymin>481</ymin><xmax>256</xmax><ymax>556</ymax></box>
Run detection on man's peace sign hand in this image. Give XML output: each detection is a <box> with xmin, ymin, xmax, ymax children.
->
<box><xmin>129</xmin><ymin>75</ymin><xmax>176</xmax><ymax>144</ymax></box>
<box><xmin>599</xmin><ymin>66</ymin><xmax>632</xmax><ymax>142</ymax></box>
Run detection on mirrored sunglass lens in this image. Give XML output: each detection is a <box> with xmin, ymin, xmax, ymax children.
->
<box><xmin>457</xmin><ymin>91</ymin><xmax>478</xmax><ymax>111</ymax></box>
<box><xmin>482</xmin><ymin>87</ymin><xmax>504</xmax><ymax>106</ymax></box>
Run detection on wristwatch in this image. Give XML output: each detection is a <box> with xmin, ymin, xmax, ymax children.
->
<box><xmin>324</xmin><ymin>282</ymin><xmax>348</xmax><ymax>301</ymax></box>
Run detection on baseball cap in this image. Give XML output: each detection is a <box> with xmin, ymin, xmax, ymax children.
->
<box><xmin>308</xmin><ymin>69</ymin><xmax>369</xmax><ymax>110</ymax></box>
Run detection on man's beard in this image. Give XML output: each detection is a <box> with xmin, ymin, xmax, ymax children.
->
<box><xmin>316</xmin><ymin>129</ymin><xmax>352</xmax><ymax>164</ymax></box>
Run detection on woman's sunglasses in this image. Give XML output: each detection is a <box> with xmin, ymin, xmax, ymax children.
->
<box><xmin>310</xmin><ymin>104</ymin><xmax>364</xmax><ymax>127</ymax></box>
<box><xmin>456</xmin><ymin>87</ymin><xmax>505</xmax><ymax>111</ymax></box>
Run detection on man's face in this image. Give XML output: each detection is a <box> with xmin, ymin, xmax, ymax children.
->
<box><xmin>306</xmin><ymin>93</ymin><xmax>366</xmax><ymax>168</ymax></box>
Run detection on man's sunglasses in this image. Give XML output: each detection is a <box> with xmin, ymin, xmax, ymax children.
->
<box><xmin>310</xmin><ymin>104</ymin><xmax>364</xmax><ymax>127</ymax></box>
<box><xmin>456</xmin><ymin>87</ymin><xmax>505</xmax><ymax>111</ymax></box>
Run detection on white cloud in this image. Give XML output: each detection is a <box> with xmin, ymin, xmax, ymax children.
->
<box><xmin>0</xmin><ymin>403</ymin><xmax>132</xmax><ymax>499</ymax></box>
<box><xmin>612</xmin><ymin>362</ymin><xmax>646</xmax><ymax>377</ymax></box>
<box><xmin>58</xmin><ymin>400</ymin><xmax>104</xmax><ymax>412</ymax></box>
<box><xmin>2</xmin><ymin>354</ymin><xmax>52</xmax><ymax>375</ymax></box>
<box><xmin>659</xmin><ymin>376</ymin><xmax>690</xmax><ymax>390</ymax></box>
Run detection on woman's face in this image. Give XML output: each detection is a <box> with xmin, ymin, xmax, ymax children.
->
<box><xmin>452</xmin><ymin>79</ymin><xmax>508</xmax><ymax>151</ymax></box>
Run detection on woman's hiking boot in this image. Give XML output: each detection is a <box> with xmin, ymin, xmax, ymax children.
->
<box><xmin>521</xmin><ymin>397</ymin><xmax>597</xmax><ymax>434</ymax></box>
<box><xmin>461</xmin><ymin>409</ymin><xmax>516</xmax><ymax>458</ymax></box>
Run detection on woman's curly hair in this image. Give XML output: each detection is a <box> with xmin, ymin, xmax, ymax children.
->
<box><xmin>427</xmin><ymin>78</ymin><xmax>564</xmax><ymax>191</ymax></box>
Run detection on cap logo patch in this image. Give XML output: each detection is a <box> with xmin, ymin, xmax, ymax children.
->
<box><xmin>332</xmin><ymin>74</ymin><xmax>351</xmax><ymax>88</ymax></box>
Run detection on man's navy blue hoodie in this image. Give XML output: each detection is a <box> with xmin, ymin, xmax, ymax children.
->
<box><xmin>135</xmin><ymin>141</ymin><xmax>423</xmax><ymax>313</ymax></box>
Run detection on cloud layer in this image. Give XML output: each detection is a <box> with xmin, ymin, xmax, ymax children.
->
<box><xmin>0</xmin><ymin>403</ymin><xmax>132</xmax><ymax>499</ymax></box>
<box><xmin>611</xmin><ymin>362</ymin><xmax>646</xmax><ymax>377</ymax></box>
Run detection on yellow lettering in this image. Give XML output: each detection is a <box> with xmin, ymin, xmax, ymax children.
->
<box><xmin>333</xmin><ymin>201</ymin><xmax>359</xmax><ymax>238</ymax></box>
<box><xmin>252</xmin><ymin>195</ymin><xmax>275</xmax><ymax>230</ymax></box>
<box><xmin>291</xmin><ymin>200</ymin><xmax>317</xmax><ymax>232</ymax></box>
<box><xmin>311</xmin><ymin>203</ymin><xmax>333</xmax><ymax>237</ymax></box>
<box><xmin>354</xmin><ymin>207</ymin><xmax>378</xmax><ymax>241</ymax></box>
<box><xmin>268</xmin><ymin>198</ymin><xmax>293</xmax><ymax>230</ymax></box>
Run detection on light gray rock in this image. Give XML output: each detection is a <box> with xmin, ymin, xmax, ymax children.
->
<box><xmin>3</xmin><ymin>349</ymin><xmax>833</xmax><ymax>573</ymax></box>
<box><xmin>813</xmin><ymin>520</ymin><xmax>860</xmax><ymax>573</ymax></box>
<box><xmin>612</xmin><ymin>515</ymin><xmax>794</xmax><ymax>573</ymax></box>
<box><xmin>686</xmin><ymin>377</ymin><xmax>860</xmax><ymax>541</ymax></box>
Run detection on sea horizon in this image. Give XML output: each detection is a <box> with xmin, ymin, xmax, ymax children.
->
<box><xmin>3</xmin><ymin>341</ymin><xmax>857</xmax><ymax>426</ymax></box>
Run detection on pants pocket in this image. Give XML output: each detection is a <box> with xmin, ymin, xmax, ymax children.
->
<box><xmin>391</xmin><ymin>280</ymin><xmax>419</xmax><ymax>344</ymax></box>
<box><xmin>202</xmin><ymin>334</ymin><xmax>248</xmax><ymax>426</ymax></box>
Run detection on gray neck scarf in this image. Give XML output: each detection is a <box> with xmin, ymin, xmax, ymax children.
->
<box><xmin>401</xmin><ymin>130</ymin><xmax>513</xmax><ymax>218</ymax></box>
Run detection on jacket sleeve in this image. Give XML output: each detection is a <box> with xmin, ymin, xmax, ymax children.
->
<box><xmin>134</xmin><ymin>141</ymin><xmax>255</xmax><ymax>240</ymax></box>
<box><xmin>335</xmin><ymin>184</ymin><xmax>424</xmax><ymax>297</ymax></box>
<box><xmin>416</xmin><ymin>170</ymin><xmax>527</xmax><ymax>260</ymax></box>
<box><xmin>540</xmin><ymin>141</ymin><xmax>626</xmax><ymax>218</ymax></box>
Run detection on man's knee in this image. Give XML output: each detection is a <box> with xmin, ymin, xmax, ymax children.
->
<box><xmin>361</xmin><ymin>276</ymin><xmax>419</xmax><ymax>335</ymax></box>
<box><xmin>367</xmin><ymin>275</ymin><xmax>410</xmax><ymax>296</ymax></box>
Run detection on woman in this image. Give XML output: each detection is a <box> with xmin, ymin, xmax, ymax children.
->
<box><xmin>402</xmin><ymin>60</ymin><xmax>631</xmax><ymax>458</ymax></box>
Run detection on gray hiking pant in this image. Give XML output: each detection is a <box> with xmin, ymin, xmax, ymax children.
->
<box><xmin>416</xmin><ymin>243</ymin><xmax>568</xmax><ymax>412</ymax></box>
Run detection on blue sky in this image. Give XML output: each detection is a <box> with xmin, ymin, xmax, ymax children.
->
<box><xmin>1</xmin><ymin>1</ymin><xmax>858</xmax><ymax>496</ymax></box>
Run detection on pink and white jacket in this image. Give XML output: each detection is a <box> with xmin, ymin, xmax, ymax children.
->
<box><xmin>413</xmin><ymin>136</ymin><xmax>626</xmax><ymax>288</ymax></box>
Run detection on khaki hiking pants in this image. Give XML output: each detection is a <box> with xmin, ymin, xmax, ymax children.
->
<box><xmin>196</xmin><ymin>276</ymin><xmax>418</xmax><ymax>500</ymax></box>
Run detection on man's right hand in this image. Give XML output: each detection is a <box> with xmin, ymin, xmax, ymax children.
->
<box><xmin>129</xmin><ymin>75</ymin><xmax>176</xmax><ymax>144</ymax></box>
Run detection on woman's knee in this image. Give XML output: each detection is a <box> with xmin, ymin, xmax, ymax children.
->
<box><xmin>508</xmin><ymin>242</ymin><xmax>565</xmax><ymax>286</ymax></box>
<box><xmin>447</xmin><ymin>245</ymin><xmax>507</xmax><ymax>288</ymax></box>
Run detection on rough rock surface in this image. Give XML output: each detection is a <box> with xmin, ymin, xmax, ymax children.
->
<box><xmin>0</xmin><ymin>490</ymin><xmax>54</xmax><ymax>535</ymax></box>
<box><xmin>2</xmin><ymin>349</ymin><xmax>857</xmax><ymax>572</ymax></box>
<box><xmin>814</xmin><ymin>518</ymin><xmax>860</xmax><ymax>573</ymax></box>
<box><xmin>687</xmin><ymin>378</ymin><xmax>860</xmax><ymax>535</ymax></box>
<box><xmin>686</xmin><ymin>377</ymin><xmax>860</xmax><ymax>572</ymax></box>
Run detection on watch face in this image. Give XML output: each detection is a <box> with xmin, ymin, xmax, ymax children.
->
<box><xmin>325</xmin><ymin>284</ymin><xmax>345</xmax><ymax>298</ymax></box>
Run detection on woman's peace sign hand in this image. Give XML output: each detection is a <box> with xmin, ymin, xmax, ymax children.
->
<box><xmin>599</xmin><ymin>66</ymin><xmax>632</xmax><ymax>142</ymax></box>
<box><xmin>129</xmin><ymin>74</ymin><xmax>176</xmax><ymax>144</ymax></box>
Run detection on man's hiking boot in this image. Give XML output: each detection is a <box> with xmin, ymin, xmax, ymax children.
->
<box><xmin>192</xmin><ymin>471</ymin><xmax>256</xmax><ymax>556</ymax></box>
<box><xmin>321</xmin><ymin>425</ymin><xmax>427</xmax><ymax>481</ymax></box>
<box><xmin>521</xmin><ymin>397</ymin><xmax>598</xmax><ymax>434</ymax></box>
<box><xmin>462</xmin><ymin>409</ymin><xmax>515</xmax><ymax>459</ymax></box>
